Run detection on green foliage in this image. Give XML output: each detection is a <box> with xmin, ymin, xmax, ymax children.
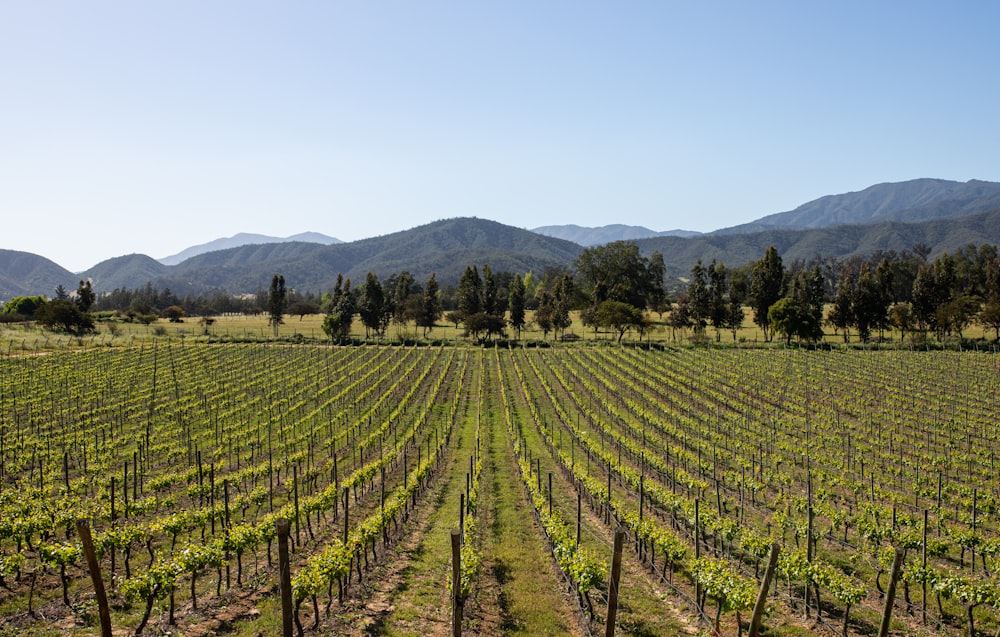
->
<box><xmin>2</xmin><ymin>295</ymin><xmax>46</xmax><ymax>318</ymax></box>
<box><xmin>35</xmin><ymin>298</ymin><xmax>95</xmax><ymax>334</ymax></box>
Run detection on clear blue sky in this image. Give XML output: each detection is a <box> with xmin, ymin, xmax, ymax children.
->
<box><xmin>3</xmin><ymin>1</ymin><xmax>999</xmax><ymax>271</ymax></box>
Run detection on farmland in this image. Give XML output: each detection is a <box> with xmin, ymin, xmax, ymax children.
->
<box><xmin>1</xmin><ymin>343</ymin><xmax>999</xmax><ymax>636</ymax></box>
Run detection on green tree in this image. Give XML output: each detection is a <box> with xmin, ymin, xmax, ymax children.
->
<box><xmin>828</xmin><ymin>266</ymin><xmax>855</xmax><ymax>342</ymax></box>
<box><xmin>726</xmin><ymin>267</ymin><xmax>749</xmax><ymax>341</ymax></box>
<box><xmin>788</xmin><ymin>266</ymin><xmax>825</xmax><ymax>342</ymax></box>
<box><xmin>463</xmin><ymin>312</ymin><xmax>506</xmax><ymax>342</ymax></box>
<box><xmin>552</xmin><ymin>273</ymin><xmax>575</xmax><ymax>338</ymax></box>
<box><xmin>393</xmin><ymin>272</ymin><xmax>416</xmax><ymax>326</ymax></box>
<box><xmin>768</xmin><ymin>297</ymin><xmax>808</xmax><ymax>345</ymax></box>
<box><xmin>162</xmin><ymin>305</ymin><xmax>186</xmax><ymax>322</ymax></box>
<box><xmin>358</xmin><ymin>272</ymin><xmax>388</xmax><ymax>339</ymax></box>
<box><xmin>686</xmin><ymin>260</ymin><xmax>710</xmax><ymax>335</ymax></box>
<box><xmin>594</xmin><ymin>300</ymin><xmax>647</xmax><ymax>343</ymax></box>
<box><xmin>853</xmin><ymin>263</ymin><xmax>885</xmax><ymax>342</ymax></box>
<box><xmin>535</xmin><ymin>291</ymin><xmax>555</xmax><ymax>339</ymax></box>
<box><xmin>707</xmin><ymin>260</ymin><xmax>728</xmax><ymax>340</ymax></box>
<box><xmin>2</xmin><ymin>295</ymin><xmax>47</xmax><ymax>318</ymax></box>
<box><xmin>75</xmin><ymin>279</ymin><xmax>95</xmax><ymax>313</ymax></box>
<box><xmin>482</xmin><ymin>265</ymin><xmax>499</xmax><ymax>317</ymax></box>
<box><xmin>457</xmin><ymin>265</ymin><xmax>483</xmax><ymax>320</ymax></box>
<box><xmin>417</xmin><ymin>273</ymin><xmax>441</xmax><ymax>337</ymax></box>
<box><xmin>35</xmin><ymin>299</ymin><xmax>95</xmax><ymax>334</ymax></box>
<box><xmin>267</xmin><ymin>274</ymin><xmax>287</xmax><ymax>337</ymax></box>
<box><xmin>574</xmin><ymin>240</ymin><xmax>655</xmax><ymax>309</ymax></box>
<box><xmin>890</xmin><ymin>302</ymin><xmax>915</xmax><ymax>343</ymax></box>
<box><xmin>508</xmin><ymin>274</ymin><xmax>526</xmax><ymax>339</ymax></box>
<box><xmin>750</xmin><ymin>246</ymin><xmax>784</xmax><ymax>342</ymax></box>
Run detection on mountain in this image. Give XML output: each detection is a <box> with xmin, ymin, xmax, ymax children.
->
<box><xmin>0</xmin><ymin>250</ymin><xmax>77</xmax><ymax>300</ymax></box>
<box><xmin>636</xmin><ymin>207</ymin><xmax>1000</xmax><ymax>281</ymax></box>
<box><xmin>714</xmin><ymin>178</ymin><xmax>1000</xmax><ymax>235</ymax></box>
<box><xmin>532</xmin><ymin>224</ymin><xmax>701</xmax><ymax>246</ymax></box>
<box><xmin>158</xmin><ymin>232</ymin><xmax>342</xmax><ymax>265</ymax></box>
<box><xmin>72</xmin><ymin>218</ymin><xmax>582</xmax><ymax>295</ymax></box>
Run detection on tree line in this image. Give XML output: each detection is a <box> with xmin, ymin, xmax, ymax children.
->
<box><xmin>7</xmin><ymin>240</ymin><xmax>1000</xmax><ymax>344</ymax></box>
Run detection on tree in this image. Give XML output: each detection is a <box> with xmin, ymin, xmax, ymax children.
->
<box><xmin>552</xmin><ymin>273</ymin><xmax>575</xmax><ymax>338</ymax></box>
<box><xmin>75</xmin><ymin>279</ymin><xmax>95</xmax><ymax>313</ymax></box>
<box><xmin>323</xmin><ymin>277</ymin><xmax>355</xmax><ymax>343</ymax></box>
<box><xmin>828</xmin><ymin>267</ymin><xmax>855</xmax><ymax>342</ymax></box>
<box><xmin>35</xmin><ymin>299</ymin><xmax>94</xmax><ymax>334</ymax></box>
<box><xmin>574</xmin><ymin>241</ymin><xmax>656</xmax><ymax>309</ymax></box>
<box><xmin>788</xmin><ymin>266</ymin><xmax>825</xmax><ymax>342</ymax></box>
<box><xmin>750</xmin><ymin>246</ymin><xmax>784</xmax><ymax>342</ymax></box>
<box><xmin>267</xmin><ymin>274</ymin><xmax>287</xmax><ymax>337</ymax></box>
<box><xmin>358</xmin><ymin>272</ymin><xmax>388</xmax><ymax>339</ymax></box>
<box><xmin>162</xmin><ymin>306</ymin><xmax>186</xmax><ymax>322</ymax></box>
<box><xmin>686</xmin><ymin>260</ymin><xmax>710</xmax><ymax>335</ymax></box>
<box><xmin>767</xmin><ymin>298</ymin><xmax>808</xmax><ymax>345</ymax></box>
<box><xmin>508</xmin><ymin>274</ymin><xmax>526</xmax><ymax>339</ymax></box>
<box><xmin>980</xmin><ymin>299</ymin><xmax>1000</xmax><ymax>340</ymax></box>
<box><xmin>647</xmin><ymin>251</ymin><xmax>668</xmax><ymax>317</ymax></box>
<box><xmin>393</xmin><ymin>272</ymin><xmax>416</xmax><ymax>326</ymax></box>
<box><xmin>287</xmin><ymin>301</ymin><xmax>320</xmax><ymax>321</ymax></box>
<box><xmin>463</xmin><ymin>312</ymin><xmax>506</xmax><ymax>342</ymax></box>
<box><xmin>54</xmin><ymin>284</ymin><xmax>68</xmax><ymax>300</ymax></box>
<box><xmin>416</xmin><ymin>273</ymin><xmax>441</xmax><ymax>337</ymax></box>
<box><xmin>707</xmin><ymin>260</ymin><xmax>728</xmax><ymax>340</ymax></box>
<box><xmin>853</xmin><ymin>263</ymin><xmax>885</xmax><ymax>342</ymax></box>
<box><xmin>482</xmin><ymin>265</ymin><xmax>499</xmax><ymax>317</ymax></box>
<box><xmin>2</xmin><ymin>295</ymin><xmax>47</xmax><ymax>318</ymax></box>
<box><xmin>457</xmin><ymin>265</ymin><xmax>483</xmax><ymax>320</ymax></box>
<box><xmin>535</xmin><ymin>291</ymin><xmax>555</xmax><ymax>339</ymax></box>
<box><xmin>594</xmin><ymin>300</ymin><xmax>647</xmax><ymax>343</ymax></box>
<box><xmin>890</xmin><ymin>302</ymin><xmax>915</xmax><ymax>343</ymax></box>
<box><xmin>726</xmin><ymin>267</ymin><xmax>749</xmax><ymax>341</ymax></box>
<box><xmin>668</xmin><ymin>294</ymin><xmax>692</xmax><ymax>342</ymax></box>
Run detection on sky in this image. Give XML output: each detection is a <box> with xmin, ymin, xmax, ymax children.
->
<box><xmin>3</xmin><ymin>2</ymin><xmax>1000</xmax><ymax>272</ymax></box>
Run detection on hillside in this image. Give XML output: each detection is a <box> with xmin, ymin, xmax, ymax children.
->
<box><xmin>714</xmin><ymin>178</ymin><xmax>1000</xmax><ymax>234</ymax></box>
<box><xmin>158</xmin><ymin>231</ymin><xmax>342</xmax><ymax>265</ymax></box>
<box><xmin>33</xmin><ymin>218</ymin><xmax>578</xmax><ymax>296</ymax></box>
<box><xmin>0</xmin><ymin>250</ymin><xmax>77</xmax><ymax>300</ymax></box>
<box><xmin>532</xmin><ymin>224</ymin><xmax>701</xmax><ymax>246</ymax></box>
<box><xmin>637</xmin><ymin>207</ymin><xmax>1000</xmax><ymax>280</ymax></box>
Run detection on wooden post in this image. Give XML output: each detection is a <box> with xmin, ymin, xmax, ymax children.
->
<box><xmin>277</xmin><ymin>518</ymin><xmax>293</xmax><ymax>637</ymax></box>
<box><xmin>878</xmin><ymin>548</ymin><xmax>904</xmax><ymax>637</ymax></box>
<box><xmin>76</xmin><ymin>520</ymin><xmax>112</xmax><ymax>637</ymax></box>
<box><xmin>749</xmin><ymin>543</ymin><xmax>780</xmax><ymax>637</ymax></box>
<box><xmin>605</xmin><ymin>528</ymin><xmax>625</xmax><ymax>637</ymax></box>
<box><xmin>451</xmin><ymin>529</ymin><xmax>463</xmax><ymax>637</ymax></box>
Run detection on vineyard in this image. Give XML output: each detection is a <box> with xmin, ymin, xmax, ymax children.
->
<box><xmin>1</xmin><ymin>343</ymin><xmax>999</xmax><ymax>636</ymax></box>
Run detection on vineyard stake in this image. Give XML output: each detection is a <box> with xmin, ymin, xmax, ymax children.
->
<box><xmin>451</xmin><ymin>529</ymin><xmax>463</xmax><ymax>637</ymax></box>
<box><xmin>605</xmin><ymin>528</ymin><xmax>625</xmax><ymax>637</ymax></box>
<box><xmin>877</xmin><ymin>548</ymin><xmax>904</xmax><ymax>637</ymax></box>
<box><xmin>76</xmin><ymin>519</ymin><xmax>112</xmax><ymax>637</ymax></box>
<box><xmin>276</xmin><ymin>518</ymin><xmax>293</xmax><ymax>637</ymax></box>
<box><xmin>749</xmin><ymin>543</ymin><xmax>779</xmax><ymax>637</ymax></box>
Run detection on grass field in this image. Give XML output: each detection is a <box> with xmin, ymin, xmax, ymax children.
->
<box><xmin>1</xmin><ymin>342</ymin><xmax>998</xmax><ymax>636</ymax></box>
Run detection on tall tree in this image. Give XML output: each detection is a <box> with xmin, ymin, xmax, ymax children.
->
<box><xmin>457</xmin><ymin>265</ymin><xmax>483</xmax><ymax>319</ymax></box>
<box><xmin>828</xmin><ymin>266</ymin><xmax>855</xmax><ymax>342</ymax></box>
<box><xmin>508</xmin><ymin>274</ymin><xmax>526</xmax><ymax>339</ymax></box>
<box><xmin>267</xmin><ymin>274</ymin><xmax>287</xmax><ymax>337</ymax></box>
<box><xmin>75</xmin><ymin>279</ymin><xmax>95</xmax><ymax>313</ymax></box>
<box><xmin>553</xmin><ymin>273</ymin><xmax>575</xmax><ymax>338</ymax></box>
<box><xmin>750</xmin><ymin>246</ymin><xmax>784</xmax><ymax>342</ymax></box>
<box><xmin>707</xmin><ymin>260</ymin><xmax>728</xmax><ymax>340</ymax></box>
<box><xmin>393</xmin><ymin>271</ymin><xmax>416</xmax><ymax>325</ymax></box>
<box><xmin>686</xmin><ymin>260</ymin><xmax>710</xmax><ymax>335</ymax></box>
<box><xmin>358</xmin><ymin>272</ymin><xmax>387</xmax><ymax>339</ymax></box>
<box><xmin>417</xmin><ymin>273</ymin><xmax>441</xmax><ymax>337</ymax></box>
<box><xmin>482</xmin><ymin>265</ymin><xmax>499</xmax><ymax>317</ymax></box>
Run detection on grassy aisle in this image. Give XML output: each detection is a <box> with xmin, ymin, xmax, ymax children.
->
<box><xmin>474</xmin><ymin>378</ymin><xmax>587</xmax><ymax>636</ymax></box>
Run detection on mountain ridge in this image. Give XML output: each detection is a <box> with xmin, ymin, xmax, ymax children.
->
<box><xmin>158</xmin><ymin>231</ymin><xmax>342</xmax><ymax>265</ymax></box>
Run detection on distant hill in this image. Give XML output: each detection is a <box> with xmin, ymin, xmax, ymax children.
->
<box><xmin>714</xmin><ymin>178</ymin><xmax>1000</xmax><ymax>235</ymax></box>
<box><xmin>70</xmin><ymin>218</ymin><xmax>582</xmax><ymax>294</ymax></box>
<box><xmin>532</xmin><ymin>224</ymin><xmax>701</xmax><ymax>246</ymax></box>
<box><xmin>637</xmin><ymin>207</ymin><xmax>1000</xmax><ymax>282</ymax></box>
<box><xmin>0</xmin><ymin>250</ymin><xmax>76</xmax><ymax>300</ymax></box>
<box><xmin>83</xmin><ymin>254</ymin><xmax>170</xmax><ymax>292</ymax></box>
<box><xmin>158</xmin><ymin>232</ymin><xmax>342</xmax><ymax>265</ymax></box>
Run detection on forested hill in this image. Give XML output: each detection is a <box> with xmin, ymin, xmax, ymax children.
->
<box><xmin>713</xmin><ymin>178</ymin><xmax>1000</xmax><ymax>235</ymax></box>
<box><xmin>81</xmin><ymin>217</ymin><xmax>583</xmax><ymax>295</ymax></box>
<box><xmin>636</xmin><ymin>207</ymin><xmax>1000</xmax><ymax>279</ymax></box>
<box><xmin>0</xmin><ymin>249</ymin><xmax>77</xmax><ymax>299</ymax></box>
